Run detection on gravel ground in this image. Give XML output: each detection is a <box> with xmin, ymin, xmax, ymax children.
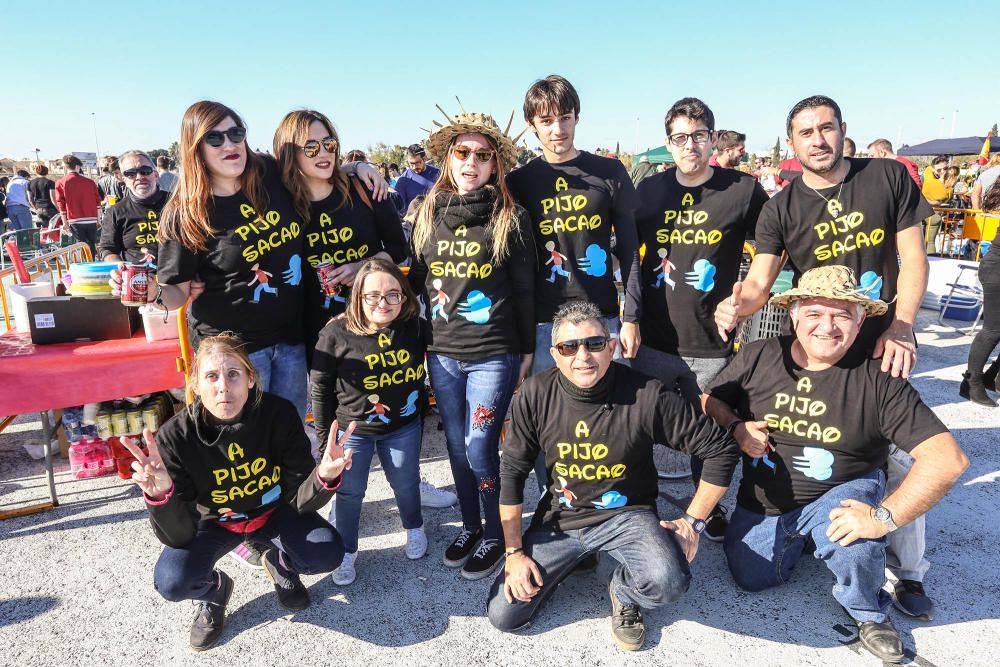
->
<box><xmin>0</xmin><ymin>309</ymin><xmax>996</xmax><ymax>666</ymax></box>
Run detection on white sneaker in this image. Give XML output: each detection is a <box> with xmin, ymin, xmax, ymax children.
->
<box><xmin>332</xmin><ymin>551</ymin><xmax>357</xmax><ymax>586</ymax></box>
<box><xmin>419</xmin><ymin>478</ymin><xmax>457</xmax><ymax>508</ymax></box>
<box><xmin>405</xmin><ymin>527</ymin><xmax>428</xmax><ymax>560</ymax></box>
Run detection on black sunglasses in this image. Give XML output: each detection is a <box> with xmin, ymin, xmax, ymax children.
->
<box><xmin>554</xmin><ymin>335</ymin><xmax>610</xmax><ymax>357</ymax></box>
<box><xmin>203</xmin><ymin>126</ymin><xmax>247</xmax><ymax>147</ymax></box>
<box><xmin>123</xmin><ymin>165</ymin><xmax>155</xmax><ymax>178</ymax></box>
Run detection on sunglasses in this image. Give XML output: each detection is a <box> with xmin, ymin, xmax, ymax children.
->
<box><xmin>203</xmin><ymin>126</ymin><xmax>247</xmax><ymax>148</ymax></box>
<box><xmin>554</xmin><ymin>335</ymin><xmax>610</xmax><ymax>357</ymax></box>
<box><xmin>452</xmin><ymin>146</ymin><xmax>495</xmax><ymax>163</ymax></box>
<box><xmin>123</xmin><ymin>166</ymin><xmax>155</xmax><ymax>179</ymax></box>
<box><xmin>668</xmin><ymin>130</ymin><xmax>712</xmax><ymax>147</ymax></box>
<box><xmin>302</xmin><ymin>137</ymin><xmax>339</xmax><ymax>158</ymax></box>
<box><xmin>363</xmin><ymin>291</ymin><xmax>403</xmax><ymax>306</ymax></box>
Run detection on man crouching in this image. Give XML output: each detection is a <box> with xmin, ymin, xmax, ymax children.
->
<box><xmin>704</xmin><ymin>266</ymin><xmax>968</xmax><ymax>663</ymax></box>
<box><xmin>487</xmin><ymin>301</ymin><xmax>740</xmax><ymax>651</ymax></box>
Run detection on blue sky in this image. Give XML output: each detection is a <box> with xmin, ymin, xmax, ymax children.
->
<box><xmin>2</xmin><ymin>0</ymin><xmax>994</xmax><ymax>161</ymax></box>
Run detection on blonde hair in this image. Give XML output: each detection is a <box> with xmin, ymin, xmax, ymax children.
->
<box><xmin>273</xmin><ymin>109</ymin><xmax>350</xmax><ymax>226</ymax></box>
<box><xmin>412</xmin><ymin>132</ymin><xmax>523</xmax><ymax>265</ymax></box>
<box><xmin>159</xmin><ymin>101</ymin><xmax>268</xmax><ymax>252</ymax></box>
<box><xmin>187</xmin><ymin>333</ymin><xmax>263</xmax><ymax>411</ymax></box>
<box><xmin>343</xmin><ymin>258</ymin><xmax>420</xmax><ymax>335</ymax></box>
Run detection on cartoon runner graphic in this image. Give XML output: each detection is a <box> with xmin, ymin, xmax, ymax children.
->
<box><xmin>652</xmin><ymin>248</ymin><xmax>676</xmax><ymax>289</ymax></box>
<box><xmin>552</xmin><ymin>476</ymin><xmax>577</xmax><ymax>508</ymax></box>
<box><xmin>139</xmin><ymin>246</ymin><xmax>157</xmax><ymax>270</ymax></box>
<box><xmin>248</xmin><ymin>263</ymin><xmax>278</xmax><ymax>303</ymax></box>
<box><xmin>365</xmin><ymin>394</ymin><xmax>391</xmax><ymax>424</ymax></box>
<box><xmin>544</xmin><ymin>240</ymin><xmax>572</xmax><ymax>283</ymax></box>
<box><xmin>430</xmin><ymin>278</ymin><xmax>450</xmax><ymax>322</ymax></box>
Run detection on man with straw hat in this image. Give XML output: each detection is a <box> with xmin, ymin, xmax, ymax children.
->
<box><xmin>702</xmin><ymin>265</ymin><xmax>968</xmax><ymax>664</ymax></box>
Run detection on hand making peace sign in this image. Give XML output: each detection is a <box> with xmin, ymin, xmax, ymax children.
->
<box><xmin>317</xmin><ymin>420</ymin><xmax>358</xmax><ymax>484</ymax></box>
<box><xmin>121</xmin><ymin>428</ymin><xmax>173</xmax><ymax>501</ymax></box>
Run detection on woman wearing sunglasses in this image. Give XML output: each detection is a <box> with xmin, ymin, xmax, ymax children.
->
<box><xmin>272</xmin><ymin>110</ymin><xmax>407</xmax><ymax>354</ymax></box>
<box><xmin>408</xmin><ymin>111</ymin><xmax>536</xmax><ymax>580</ymax></box>
<box><xmin>310</xmin><ymin>258</ymin><xmax>429</xmax><ymax>585</ymax></box>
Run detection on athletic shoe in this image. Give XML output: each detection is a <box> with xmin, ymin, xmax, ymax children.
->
<box><xmin>704</xmin><ymin>506</ymin><xmax>729</xmax><ymax>543</ymax></box>
<box><xmin>855</xmin><ymin>618</ymin><xmax>904</xmax><ymax>663</ymax></box>
<box><xmin>419</xmin><ymin>478</ymin><xmax>458</xmax><ymax>508</ymax></box>
<box><xmin>190</xmin><ymin>570</ymin><xmax>234</xmax><ymax>651</ymax></box>
<box><xmin>608</xmin><ymin>576</ymin><xmax>645</xmax><ymax>651</ymax></box>
<box><xmin>262</xmin><ymin>549</ymin><xmax>310</xmax><ymax>611</ymax></box>
<box><xmin>332</xmin><ymin>551</ymin><xmax>358</xmax><ymax>586</ymax></box>
<box><xmin>443</xmin><ymin>528</ymin><xmax>483</xmax><ymax>568</ymax></box>
<box><xmin>461</xmin><ymin>538</ymin><xmax>503</xmax><ymax>580</ymax></box>
<box><xmin>227</xmin><ymin>541</ymin><xmax>266</xmax><ymax>569</ymax></box>
<box><xmin>892</xmin><ymin>579</ymin><xmax>935</xmax><ymax>621</ymax></box>
<box><xmin>405</xmin><ymin>527</ymin><xmax>428</xmax><ymax>560</ymax></box>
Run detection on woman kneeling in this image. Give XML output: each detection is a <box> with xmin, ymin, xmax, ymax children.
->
<box><xmin>124</xmin><ymin>333</ymin><xmax>355</xmax><ymax>651</ymax></box>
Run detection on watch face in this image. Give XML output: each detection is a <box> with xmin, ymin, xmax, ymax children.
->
<box><xmin>693</xmin><ymin>520</ymin><xmax>706</xmax><ymax>534</ymax></box>
<box><xmin>874</xmin><ymin>507</ymin><xmax>891</xmax><ymax>522</ymax></box>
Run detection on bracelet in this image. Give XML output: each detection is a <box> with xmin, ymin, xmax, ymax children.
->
<box><xmin>725</xmin><ymin>420</ymin><xmax>743</xmax><ymax>439</ymax></box>
<box><xmin>504</xmin><ymin>547</ymin><xmax>524</xmax><ymax>557</ymax></box>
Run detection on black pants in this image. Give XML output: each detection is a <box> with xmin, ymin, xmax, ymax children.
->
<box><xmin>69</xmin><ymin>222</ymin><xmax>98</xmax><ymax>258</ymax></box>
<box><xmin>968</xmin><ymin>252</ymin><xmax>1000</xmax><ymax>378</ymax></box>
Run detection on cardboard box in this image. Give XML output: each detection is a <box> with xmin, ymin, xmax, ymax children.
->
<box><xmin>25</xmin><ymin>295</ymin><xmax>141</xmax><ymax>344</ymax></box>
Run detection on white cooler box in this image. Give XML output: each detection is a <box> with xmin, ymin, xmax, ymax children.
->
<box><xmin>140</xmin><ymin>304</ymin><xmax>180</xmax><ymax>342</ymax></box>
<box><xmin>8</xmin><ymin>281</ymin><xmax>56</xmax><ymax>332</ymax></box>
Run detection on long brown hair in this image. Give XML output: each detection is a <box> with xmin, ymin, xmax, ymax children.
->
<box><xmin>159</xmin><ymin>101</ymin><xmax>268</xmax><ymax>252</ymax></box>
<box><xmin>187</xmin><ymin>332</ymin><xmax>263</xmax><ymax>412</ymax></box>
<box><xmin>343</xmin><ymin>258</ymin><xmax>419</xmax><ymax>336</ymax></box>
<box><xmin>412</xmin><ymin>132</ymin><xmax>522</xmax><ymax>264</ymax></box>
<box><xmin>273</xmin><ymin>109</ymin><xmax>351</xmax><ymax>226</ymax></box>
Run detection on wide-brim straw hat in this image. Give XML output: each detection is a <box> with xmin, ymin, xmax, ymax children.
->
<box><xmin>425</xmin><ymin>106</ymin><xmax>525</xmax><ymax>172</ymax></box>
<box><xmin>769</xmin><ymin>265</ymin><xmax>889</xmax><ymax>316</ymax></box>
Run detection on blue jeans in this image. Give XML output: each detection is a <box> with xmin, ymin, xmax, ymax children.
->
<box><xmin>6</xmin><ymin>204</ymin><xmax>32</xmax><ymax>231</ymax></box>
<box><xmin>724</xmin><ymin>469</ymin><xmax>890</xmax><ymax>623</ymax></box>
<box><xmin>153</xmin><ymin>502</ymin><xmax>344</xmax><ymax>602</ymax></box>
<box><xmin>249</xmin><ymin>343</ymin><xmax>307</xmax><ymax>419</ymax></box>
<box><xmin>427</xmin><ymin>352</ymin><xmax>519</xmax><ymax>541</ymax></box>
<box><xmin>330</xmin><ymin>417</ymin><xmax>424</xmax><ymax>553</ymax></box>
<box><xmin>487</xmin><ymin>509</ymin><xmax>691</xmax><ymax>631</ymax></box>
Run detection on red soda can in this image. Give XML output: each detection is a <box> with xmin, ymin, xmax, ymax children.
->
<box><xmin>316</xmin><ymin>261</ymin><xmax>341</xmax><ymax>297</ymax></box>
<box><xmin>121</xmin><ymin>263</ymin><xmax>150</xmax><ymax>306</ymax></box>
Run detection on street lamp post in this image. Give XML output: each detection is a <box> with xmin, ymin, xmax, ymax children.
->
<box><xmin>91</xmin><ymin>112</ymin><xmax>102</xmax><ymax>176</ymax></box>
<box><xmin>34</xmin><ymin>148</ymin><xmax>40</xmax><ymax>164</ymax></box>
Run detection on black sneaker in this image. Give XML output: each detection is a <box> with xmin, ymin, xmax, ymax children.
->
<box><xmin>227</xmin><ymin>540</ymin><xmax>266</xmax><ymax>569</ymax></box>
<box><xmin>704</xmin><ymin>506</ymin><xmax>729</xmax><ymax>543</ymax></box>
<box><xmin>892</xmin><ymin>579</ymin><xmax>935</xmax><ymax>621</ymax></box>
<box><xmin>608</xmin><ymin>576</ymin><xmax>645</xmax><ymax>651</ymax></box>
<box><xmin>443</xmin><ymin>528</ymin><xmax>483</xmax><ymax>568</ymax></box>
<box><xmin>190</xmin><ymin>570</ymin><xmax>234</xmax><ymax>651</ymax></box>
<box><xmin>262</xmin><ymin>548</ymin><xmax>310</xmax><ymax>611</ymax></box>
<box><xmin>461</xmin><ymin>538</ymin><xmax>504</xmax><ymax>580</ymax></box>
<box><xmin>856</xmin><ymin>618</ymin><xmax>904</xmax><ymax>663</ymax></box>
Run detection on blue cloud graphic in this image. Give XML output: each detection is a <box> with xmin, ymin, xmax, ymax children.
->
<box><xmin>592</xmin><ymin>491</ymin><xmax>628</xmax><ymax>509</ymax></box>
<box><xmin>457</xmin><ymin>290</ymin><xmax>493</xmax><ymax>324</ymax></box>
<box><xmin>791</xmin><ymin>447</ymin><xmax>834</xmax><ymax>481</ymax></box>
<box><xmin>858</xmin><ymin>271</ymin><xmax>883</xmax><ymax>300</ymax></box>
<box><xmin>399</xmin><ymin>390</ymin><xmax>420</xmax><ymax>417</ymax></box>
<box><xmin>578</xmin><ymin>243</ymin><xmax>608</xmax><ymax>277</ymax></box>
<box><xmin>684</xmin><ymin>259</ymin><xmax>716</xmax><ymax>292</ymax></box>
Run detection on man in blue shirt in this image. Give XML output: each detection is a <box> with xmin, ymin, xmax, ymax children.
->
<box><xmin>395</xmin><ymin>144</ymin><xmax>440</xmax><ymax>213</ymax></box>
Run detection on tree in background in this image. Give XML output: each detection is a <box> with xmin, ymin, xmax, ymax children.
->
<box><xmin>367</xmin><ymin>142</ymin><xmax>407</xmax><ymax>167</ymax></box>
<box><xmin>771</xmin><ymin>137</ymin><xmax>782</xmax><ymax>165</ymax></box>
<box><xmin>991</xmin><ymin>123</ymin><xmax>998</xmax><ymax>137</ymax></box>
<box><xmin>147</xmin><ymin>148</ymin><xmax>169</xmax><ymax>162</ymax></box>
<box><xmin>168</xmin><ymin>141</ymin><xmax>180</xmax><ymax>165</ymax></box>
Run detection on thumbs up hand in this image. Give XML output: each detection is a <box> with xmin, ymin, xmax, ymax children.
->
<box><xmin>715</xmin><ymin>281</ymin><xmax>743</xmax><ymax>342</ymax></box>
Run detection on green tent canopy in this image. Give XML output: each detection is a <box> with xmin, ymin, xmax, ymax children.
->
<box><xmin>633</xmin><ymin>145</ymin><xmax>674</xmax><ymax>164</ymax></box>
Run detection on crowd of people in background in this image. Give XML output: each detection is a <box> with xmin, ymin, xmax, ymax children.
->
<box><xmin>1</xmin><ymin>77</ymin><xmax>996</xmax><ymax>663</ymax></box>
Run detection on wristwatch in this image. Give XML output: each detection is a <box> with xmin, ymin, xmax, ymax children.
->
<box><xmin>872</xmin><ymin>505</ymin><xmax>898</xmax><ymax>532</ymax></box>
<box><xmin>682</xmin><ymin>512</ymin><xmax>706</xmax><ymax>534</ymax></box>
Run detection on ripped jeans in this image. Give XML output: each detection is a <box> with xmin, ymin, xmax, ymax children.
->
<box><xmin>427</xmin><ymin>352</ymin><xmax>519</xmax><ymax>541</ymax></box>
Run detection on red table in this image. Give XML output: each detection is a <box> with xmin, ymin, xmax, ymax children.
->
<box><xmin>0</xmin><ymin>331</ymin><xmax>184</xmax><ymax>514</ymax></box>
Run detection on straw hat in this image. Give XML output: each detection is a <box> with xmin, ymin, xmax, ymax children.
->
<box><xmin>425</xmin><ymin>105</ymin><xmax>525</xmax><ymax>172</ymax></box>
<box><xmin>769</xmin><ymin>265</ymin><xmax>888</xmax><ymax>316</ymax></box>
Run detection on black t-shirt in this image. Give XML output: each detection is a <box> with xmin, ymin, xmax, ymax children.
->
<box><xmin>707</xmin><ymin>336</ymin><xmax>947</xmax><ymax>515</ymax></box>
<box><xmin>407</xmin><ymin>187</ymin><xmax>536</xmax><ymax>360</ymax></box>
<box><xmin>157</xmin><ymin>161</ymin><xmax>305</xmax><ymax>352</ymax></box>
<box><xmin>98</xmin><ymin>189</ymin><xmax>168</xmax><ymax>264</ymax></box>
<box><xmin>499</xmin><ymin>363</ymin><xmax>739</xmax><ymax>531</ymax></box>
<box><xmin>28</xmin><ymin>177</ymin><xmax>57</xmax><ymax>214</ymax></box>
<box><xmin>310</xmin><ymin>316</ymin><xmax>428</xmax><ymax>441</ymax></box>
<box><xmin>507</xmin><ymin>152</ymin><xmax>642</xmax><ymax>323</ymax></box>
<box><xmin>755</xmin><ymin>158</ymin><xmax>933</xmax><ymax>349</ymax></box>
<box><xmin>303</xmin><ymin>182</ymin><xmax>408</xmax><ymax>327</ymax></box>
<box><xmin>636</xmin><ymin>168</ymin><xmax>768</xmax><ymax>357</ymax></box>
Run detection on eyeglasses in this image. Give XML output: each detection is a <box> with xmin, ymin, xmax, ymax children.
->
<box><xmin>553</xmin><ymin>335</ymin><xmax>610</xmax><ymax>356</ymax></box>
<box><xmin>363</xmin><ymin>291</ymin><xmax>404</xmax><ymax>306</ymax></box>
<box><xmin>302</xmin><ymin>136</ymin><xmax>339</xmax><ymax>158</ymax></box>
<box><xmin>203</xmin><ymin>126</ymin><xmax>247</xmax><ymax>148</ymax></box>
<box><xmin>451</xmin><ymin>146</ymin><xmax>496</xmax><ymax>163</ymax></box>
<box><xmin>668</xmin><ymin>130</ymin><xmax>712</xmax><ymax>147</ymax></box>
<box><xmin>123</xmin><ymin>166</ymin><xmax>155</xmax><ymax>179</ymax></box>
